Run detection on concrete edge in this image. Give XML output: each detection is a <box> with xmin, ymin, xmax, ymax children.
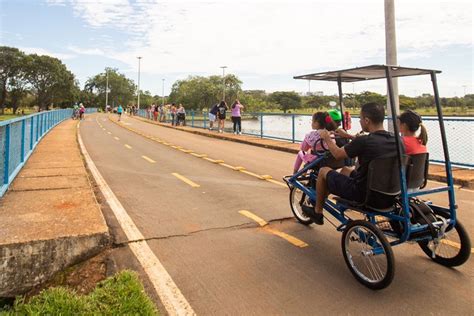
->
<box><xmin>0</xmin><ymin>119</ymin><xmax>111</xmax><ymax>297</ymax></box>
<box><xmin>129</xmin><ymin>115</ymin><xmax>473</xmax><ymax>189</ymax></box>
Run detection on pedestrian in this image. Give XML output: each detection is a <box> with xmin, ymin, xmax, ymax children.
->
<box><xmin>208</xmin><ymin>103</ymin><xmax>219</xmax><ymax>131</ymax></box>
<box><xmin>117</xmin><ymin>104</ymin><xmax>123</xmax><ymax>121</ymax></box>
<box><xmin>153</xmin><ymin>104</ymin><xmax>159</xmax><ymax>121</ymax></box>
<box><xmin>72</xmin><ymin>103</ymin><xmax>79</xmax><ymax>119</ymax></box>
<box><xmin>170</xmin><ymin>103</ymin><xmax>177</xmax><ymax>126</ymax></box>
<box><xmin>231</xmin><ymin>100</ymin><xmax>244</xmax><ymax>134</ymax></box>
<box><xmin>176</xmin><ymin>104</ymin><xmax>186</xmax><ymax>126</ymax></box>
<box><xmin>160</xmin><ymin>104</ymin><xmax>167</xmax><ymax>122</ymax></box>
<box><xmin>217</xmin><ymin>100</ymin><xmax>228</xmax><ymax>133</ymax></box>
<box><xmin>79</xmin><ymin>103</ymin><xmax>86</xmax><ymax>120</ymax></box>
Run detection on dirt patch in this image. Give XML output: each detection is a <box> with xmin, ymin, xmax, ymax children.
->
<box><xmin>24</xmin><ymin>249</ymin><xmax>110</xmax><ymax>298</ymax></box>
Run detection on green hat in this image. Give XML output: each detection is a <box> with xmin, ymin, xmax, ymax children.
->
<box><xmin>328</xmin><ymin>109</ymin><xmax>342</xmax><ymax>122</ymax></box>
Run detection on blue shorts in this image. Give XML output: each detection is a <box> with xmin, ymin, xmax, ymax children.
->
<box><xmin>326</xmin><ymin>170</ymin><xmax>364</xmax><ymax>202</ymax></box>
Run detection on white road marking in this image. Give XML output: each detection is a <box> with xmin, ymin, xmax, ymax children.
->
<box><xmin>77</xmin><ymin>126</ymin><xmax>195</xmax><ymax>316</ymax></box>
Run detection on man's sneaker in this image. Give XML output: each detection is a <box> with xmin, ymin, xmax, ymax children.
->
<box><xmin>301</xmin><ymin>205</ymin><xmax>324</xmax><ymax>225</ymax></box>
<box><xmin>238</xmin><ymin>132</ymin><xmax>242</xmax><ymax>135</ymax></box>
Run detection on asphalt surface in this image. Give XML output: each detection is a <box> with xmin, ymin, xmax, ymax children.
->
<box><xmin>80</xmin><ymin>113</ymin><xmax>473</xmax><ymax>315</ymax></box>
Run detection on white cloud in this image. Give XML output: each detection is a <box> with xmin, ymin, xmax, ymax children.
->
<box><xmin>45</xmin><ymin>0</ymin><xmax>472</xmax><ymax>95</ymax></box>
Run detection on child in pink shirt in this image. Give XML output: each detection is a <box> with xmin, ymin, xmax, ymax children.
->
<box><xmin>293</xmin><ymin>112</ymin><xmax>337</xmax><ymax>173</ymax></box>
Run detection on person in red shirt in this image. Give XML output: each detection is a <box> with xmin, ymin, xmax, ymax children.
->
<box><xmin>398</xmin><ymin>110</ymin><xmax>428</xmax><ymax>155</ymax></box>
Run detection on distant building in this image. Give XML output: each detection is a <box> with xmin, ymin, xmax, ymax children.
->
<box><xmin>422</xmin><ymin>93</ymin><xmax>432</xmax><ymax>98</ymax></box>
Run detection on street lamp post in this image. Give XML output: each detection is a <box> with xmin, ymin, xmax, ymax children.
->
<box><xmin>162</xmin><ymin>79</ymin><xmax>165</xmax><ymax>106</ymax></box>
<box><xmin>105</xmin><ymin>68</ymin><xmax>109</xmax><ymax>110</ymax></box>
<box><xmin>220</xmin><ymin>66</ymin><xmax>227</xmax><ymax>102</ymax></box>
<box><xmin>137</xmin><ymin>56</ymin><xmax>142</xmax><ymax>110</ymax></box>
<box><xmin>462</xmin><ymin>85</ymin><xmax>467</xmax><ymax>96</ymax></box>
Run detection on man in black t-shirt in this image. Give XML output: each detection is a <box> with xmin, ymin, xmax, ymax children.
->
<box><xmin>307</xmin><ymin>102</ymin><xmax>398</xmax><ymax>225</ymax></box>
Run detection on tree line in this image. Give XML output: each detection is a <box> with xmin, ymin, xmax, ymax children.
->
<box><xmin>1</xmin><ymin>45</ymin><xmax>473</xmax><ymax>115</ymax></box>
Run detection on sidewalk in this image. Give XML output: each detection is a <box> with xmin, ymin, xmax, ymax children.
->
<box><xmin>132</xmin><ymin>116</ymin><xmax>474</xmax><ymax>189</ymax></box>
<box><xmin>0</xmin><ymin>119</ymin><xmax>109</xmax><ymax>297</ymax></box>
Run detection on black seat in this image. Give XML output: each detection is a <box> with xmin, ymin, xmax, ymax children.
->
<box><xmin>334</xmin><ymin>154</ymin><xmax>408</xmax><ymax>212</ymax></box>
<box><xmin>406</xmin><ymin>153</ymin><xmax>429</xmax><ymax>190</ymax></box>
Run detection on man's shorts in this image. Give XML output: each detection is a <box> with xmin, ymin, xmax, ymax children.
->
<box><xmin>209</xmin><ymin>113</ymin><xmax>216</xmax><ymax>121</ymax></box>
<box><xmin>326</xmin><ymin>170</ymin><xmax>364</xmax><ymax>202</ymax></box>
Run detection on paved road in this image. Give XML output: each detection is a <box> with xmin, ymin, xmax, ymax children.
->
<box><xmin>81</xmin><ymin>113</ymin><xmax>473</xmax><ymax>315</ymax></box>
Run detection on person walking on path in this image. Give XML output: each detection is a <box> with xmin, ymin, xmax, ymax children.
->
<box><xmin>170</xmin><ymin>103</ymin><xmax>177</xmax><ymax>126</ymax></box>
<box><xmin>231</xmin><ymin>100</ymin><xmax>244</xmax><ymax>134</ymax></box>
<box><xmin>217</xmin><ymin>100</ymin><xmax>228</xmax><ymax>133</ymax></box>
<box><xmin>79</xmin><ymin>104</ymin><xmax>86</xmax><ymax>120</ymax></box>
<box><xmin>208</xmin><ymin>103</ymin><xmax>219</xmax><ymax>131</ymax></box>
<box><xmin>176</xmin><ymin>104</ymin><xmax>186</xmax><ymax>126</ymax></box>
<box><xmin>153</xmin><ymin>104</ymin><xmax>159</xmax><ymax>121</ymax></box>
<box><xmin>117</xmin><ymin>104</ymin><xmax>123</xmax><ymax>121</ymax></box>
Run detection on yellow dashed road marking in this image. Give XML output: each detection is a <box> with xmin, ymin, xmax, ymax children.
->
<box><xmin>239</xmin><ymin>210</ymin><xmax>308</xmax><ymax>248</ymax></box>
<box><xmin>191</xmin><ymin>153</ymin><xmax>207</xmax><ymax>158</ymax></box>
<box><xmin>239</xmin><ymin>210</ymin><xmax>268</xmax><ymax>227</ymax></box>
<box><xmin>440</xmin><ymin>239</ymin><xmax>474</xmax><ymax>253</ymax></box>
<box><xmin>172</xmin><ymin>173</ymin><xmax>200</xmax><ymax>188</ymax></box>
<box><xmin>266</xmin><ymin>179</ymin><xmax>288</xmax><ymax>187</ymax></box>
<box><xmin>142</xmin><ymin>155</ymin><xmax>156</xmax><ymax>163</ymax></box>
<box><xmin>239</xmin><ymin>170</ymin><xmax>264</xmax><ymax>179</ymax></box>
<box><xmin>114</xmin><ymin>136</ymin><xmax>120</xmax><ymax>140</ymax></box>
<box><xmin>124</xmin><ymin>144</ymin><xmax>132</xmax><ymax>149</ymax></box>
<box><xmin>107</xmin><ymin>131</ymin><xmax>112</xmax><ymax>135</ymax></box>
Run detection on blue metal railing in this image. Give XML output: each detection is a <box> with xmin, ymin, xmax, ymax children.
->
<box><xmin>135</xmin><ymin>109</ymin><xmax>473</xmax><ymax>168</ymax></box>
<box><xmin>0</xmin><ymin>108</ymin><xmax>97</xmax><ymax>198</ymax></box>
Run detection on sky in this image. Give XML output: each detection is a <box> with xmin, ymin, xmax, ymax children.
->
<box><xmin>0</xmin><ymin>0</ymin><xmax>472</xmax><ymax>98</ymax></box>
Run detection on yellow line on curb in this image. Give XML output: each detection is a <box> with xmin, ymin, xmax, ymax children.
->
<box><xmin>142</xmin><ymin>155</ymin><xmax>156</xmax><ymax>163</ymax></box>
<box><xmin>114</xmin><ymin>136</ymin><xmax>120</xmax><ymax>140</ymax></box>
<box><xmin>124</xmin><ymin>144</ymin><xmax>132</xmax><ymax>149</ymax></box>
<box><xmin>238</xmin><ymin>210</ymin><xmax>308</xmax><ymax>248</ymax></box>
<box><xmin>172</xmin><ymin>173</ymin><xmax>200</xmax><ymax>188</ymax></box>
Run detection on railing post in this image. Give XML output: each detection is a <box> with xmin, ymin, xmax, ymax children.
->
<box><xmin>4</xmin><ymin>125</ymin><xmax>10</xmax><ymax>184</ymax></box>
<box><xmin>192</xmin><ymin>110</ymin><xmax>195</xmax><ymax>127</ymax></box>
<box><xmin>36</xmin><ymin>115</ymin><xmax>39</xmax><ymax>143</ymax></box>
<box><xmin>292</xmin><ymin>114</ymin><xmax>295</xmax><ymax>143</ymax></box>
<box><xmin>260</xmin><ymin>113</ymin><xmax>263</xmax><ymax>138</ymax></box>
<box><xmin>21</xmin><ymin>119</ymin><xmax>26</xmax><ymax>162</ymax></box>
<box><xmin>30</xmin><ymin>116</ymin><xmax>34</xmax><ymax>150</ymax></box>
<box><xmin>203</xmin><ymin>110</ymin><xmax>207</xmax><ymax>129</ymax></box>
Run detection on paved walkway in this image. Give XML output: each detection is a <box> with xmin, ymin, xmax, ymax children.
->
<box><xmin>132</xmin><ymin>115</ymin><xmax>474</xmax><ymax>188</ymax></box>
<box><xmin>84</xmin><ymin>113</ymin><xmax>473</xmax><ymax>315</ymax></box>
<box><xmin>0</xmin><ymin>119</ymin><xmax>109</xmax><ymax>296</ymax></box>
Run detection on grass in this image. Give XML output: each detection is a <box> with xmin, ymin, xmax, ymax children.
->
<box><xmin>0</xmin><ymin>271</ymin><xmax>158</xmax><ymax>315</ymax></box>
<box><xmin>0</xmin><ymin>108</ymin><xmax>36</xmax><ymax>121</ymax></box>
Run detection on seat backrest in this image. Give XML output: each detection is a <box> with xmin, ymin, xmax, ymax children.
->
<box><xmin>406</xmin><ymin>153</ymin><xmax>429</xmax><ymax>189</ymax></box>
<box><xmin>365</xmin><ymin>154</ymin><xmax>408</xmax><ymax>210</ymax></box>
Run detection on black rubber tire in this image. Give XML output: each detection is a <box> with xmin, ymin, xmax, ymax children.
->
<box><xmin>418</xmin><ymin>210</ymin><xmax>471</xmax><ymax>267</ymax></box>
<box><xmin>289</xmin><ymin>186</ymin><xmax>313</xmax><ymax>225</ymax></box>
<box><xmin>342</xmin><ymin>220</ymin><xmax>395</xmax><ymax>290</ymax></box>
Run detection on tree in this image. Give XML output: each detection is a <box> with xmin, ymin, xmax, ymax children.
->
<box><xmin>168</xmin><ymin>75</ymin><xmax>243</xmax><ymax>110</ymax></box>
<box><xmin>356</xmin><ymin>91</ymin><xmax>386</xmax><ymax>106</ymax></box>
<box><xmin>0</xmin><ymin>46</ymin><xmax>25</xmax><ymax>114</ymax></box>
<box><xmin>25</xmin><ymin>54</ymin><xmax>78</xmax><ymax>110</ymax></box>
<box><xmin>268</xmin><ymin>91</ymin><xmax>301</xmax><ymax>113</ymax></box>
<box><xmin>84</xmin><ymin>68</ymin><xmax>136</xmax><ymax>108</ymax></box>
